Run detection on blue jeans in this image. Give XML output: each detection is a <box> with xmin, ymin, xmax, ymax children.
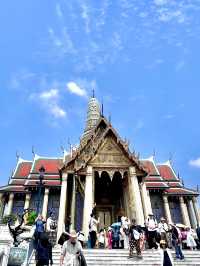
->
<box><xmin>172</xmin><ymin>240</ymin><xmax>184</xmax><ymax>259</ymax></box>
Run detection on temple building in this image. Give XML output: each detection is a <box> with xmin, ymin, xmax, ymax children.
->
<box><xmin>0</xmin><ymin>95</ymin><xmax>199</xmax><ymax>240</ymax></box>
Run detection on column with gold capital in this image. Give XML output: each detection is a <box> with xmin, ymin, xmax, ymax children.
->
<box><xmin>57</xmin><ymin>172</ymin><xmax>68</xmax><ymax>241</ymax></box>
<box><xmin>82</xmin><ymin>166</ymin><xmax>94</xmax><ymax>238</ymax></box>
<box><xmin>162</xmin><ymin>195</ymin><xmax>172</xmax><ymax>224</ymax></box>
<box><xmin>129</xmin><ymin>166</ymin><xmax>144</xmax><ymax>225</ymax></box>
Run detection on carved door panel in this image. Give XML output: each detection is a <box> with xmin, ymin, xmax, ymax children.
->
<box><xmin>98</xmin><ymin>211</ymin><xmax>111</xmax><ymax>229</ymax></box>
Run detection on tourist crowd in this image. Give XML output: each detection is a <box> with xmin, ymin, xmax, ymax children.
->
<box><xmin>31</xmin><ymin>211</ymin><xmax>200</xmax><ymax>266</ymax></box>
<box><xmin>86</xmin><ymin>212</ymin><xmax>200</xmax><ymax>265</ymax></box>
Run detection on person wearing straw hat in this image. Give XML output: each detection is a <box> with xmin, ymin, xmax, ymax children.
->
<box><xmin>158</xmin><ymin>217</ymin><xmax>169</xmax><ymax>243</ymax></box>
<box><xmin>60</xmin><ymin>230</ymin><xmax>82</xmax><ymax>266</ymax></box>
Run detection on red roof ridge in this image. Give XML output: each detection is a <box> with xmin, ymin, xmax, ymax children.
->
<box><xmin>141</xmin><ymin>155</ymin><xmax>160</xmax><ymax>176</ymax></box>
<box><xmin>12</xmin><ymin>157</ymin><xmax>32</xmax><ymax>177</ymax></box>
<box><xmin>157</xmin><ymin>160</ymin><xmax>179</xmax><ymax>180</ymax></box>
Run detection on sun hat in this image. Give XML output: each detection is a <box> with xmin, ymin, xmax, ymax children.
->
<box><xmin>69</xmin><ymin>230</ymin><xmax>77</xmax><ymax>238</ymax></box>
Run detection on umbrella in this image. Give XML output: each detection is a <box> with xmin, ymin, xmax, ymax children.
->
<box><xmin>111</xmin><ymin>222</ymin><xmax>121</xmax><ymax>228</ymax></box>
<box><xmin>176</xmin><ymin>223</ymin><xmax>186</xmax><ymax>228</ymax></box>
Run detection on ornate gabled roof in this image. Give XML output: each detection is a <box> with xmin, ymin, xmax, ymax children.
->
<box><xmin>157</xmin><ymin>161</ymin><xmax>178</xmax><ymax>180</ymax></box>
<box><xmin>62</xmin><ymin>116</ymin><xmax>147</xmax><ymax>176</ymax></box>
<box><xmin>12</xmin><ymin>158</ymin><xmax>32</xmax><ymax>178</ymax></box>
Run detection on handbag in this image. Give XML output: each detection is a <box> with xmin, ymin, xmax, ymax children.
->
<box><xmin>58</xmin><ymin>232</ymin><xmax>69</xmax><ymax>245</ymax></box>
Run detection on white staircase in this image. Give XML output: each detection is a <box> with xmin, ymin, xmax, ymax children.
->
<box><xmin>29</xmin><ymin>247</ymin><xmax>200</xmax><ymax>266</ymax></box>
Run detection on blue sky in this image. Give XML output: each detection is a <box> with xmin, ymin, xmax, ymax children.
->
<box><xmin>0</xmin><ymin>0</ymin><xmax>200</xmax><ymax>190</ymax></box>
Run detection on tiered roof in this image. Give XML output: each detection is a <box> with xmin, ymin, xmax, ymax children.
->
<box><xmin>141</xmin><ymin>157</ymin><xmax>198</xmax><ymax>196</ymax></box>
<box><xmin>0</xmin><ymin>155</ymin><xmax>64</xmax><ymax>193</ymax></box>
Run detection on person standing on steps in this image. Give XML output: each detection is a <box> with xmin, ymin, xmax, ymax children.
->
<box><xmin>160</xmin><ymin>240</ymin><xmax>174</xmax><ymax>266</ymax></box>
<box><xmin>112</xmin><ymin>225</ymin><xmax>120</xmax><ymax>249</ymax></box>
<box><xmin>35</xmin><ymin>233</ymin><xmax>53</xmax><ymax>266</ymax></box>
<box><xmin>158</xmin><ymin>217</ymin><xmax>169</xmax><ymax>244</ymax></box>
<box><xmin>146</xmin><ymin>213</ymin><xmax>158</xmax><ymax>249</ymax></box>
<box><xmin>128</xmin><ymin>219</ymin><xmax>143</xmax><ymax>259</ymax></box>
<box><xmin>107</xmin><ymin>227</ymin><xmax>112</xmax><ymax>249</ymax></box>
<box><xmin>89</xmin><ymin>213</ymin><xmax>99</xmax><ymax>248</ymax></box>
<box><xmin>60</xmin><ymin>230</ymin><xmax>82</xmax><ymax>266</ymax></box>
<box><xmin>34</xmin><ymin>214</ymin><xmax>46</xmax><ymax>247</ymax></box>
<box><xmin>171</xmin><ymin>224</ymin><xmax>184</xmax><ymax>261</ymax></box>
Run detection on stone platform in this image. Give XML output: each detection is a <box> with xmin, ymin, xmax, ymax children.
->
<box><xmin>29</xmin><ymin>247</ymin><xmax>200</xmax><ymax>266</ymax></box>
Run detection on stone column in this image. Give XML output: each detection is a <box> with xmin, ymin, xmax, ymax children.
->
<box><xmin>140</xmin><ymin>182</ymin><xmax>153</xmax><ymax>220</ymax></box>
<box><xmin>7</xmin><ymin>193</ymin><xmax>14</xmax><ymax>215</ymax></box>
<box><xmin>24</xmin><ymin>193</ymin><xmax>31</xmax><ymax>210</ymax></box>
<box><xmin>42</xmin><ymin>188</ymin><xmax>50</xmax><ymax>220</ymax></box>
<box><xmin>179</xmin><ymin>196</ymin><xmax>191</xmax><ymax>227</ymax></box>
<box><xmin>57</xmin><ymin>173</ymin><xmax>68</xmax><ymax>241</ymax></box>
<box><xmin>23</xmin><ymin>193</ymin><xmax>31</xmax><ymax>224</ymax></box>
<box><xmin>163</xmin><ymin>195</ymin><xmax>172</xmax><ymax>224</ymax></box>
<box><xmin>187</xmin><ymin>199</ymin><xmax>197</xmax><ymax>229</ymax></box>
<box><xmin>129</xmin><ymin>167</ymin><xmax>144</xmax><ymax>225</ymax></box>
<box><xmin>192</xmin><ymin>197</ymin><xmax>200</xmax><ymax>226</ymax></box>
<box><xmin>82</xmin><ymin>166</ymin><xmax>94</xmax><ymax>238</ymax></box>
<box><xmin>70</xmin><ymin>175</ymin><xmax>76</xmax><ymax>230</ymax></box>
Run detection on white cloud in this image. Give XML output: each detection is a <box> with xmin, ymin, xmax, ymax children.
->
<box><xmin>30</xmin><ymin>88</ymin><xmax>66</xmax><ymax>119</ymax></box>
<box><xmin>67</xmin><ymin>82</ymin><xmax>87</xmax><ymax>97</ymax></box>
<box><xmin>39</xmin><ymin>89</ymin><xmax>59</xmax><ymax>100</ymax></box>
<box><xmin>189</xmin><ymin>158</ymin><xmax>200</xmax><ymax>168</ymax></box>
<box><xmin>51</xmin><ymin>105</ymin><xmax>66</xmax><ymax>118</ymax></box>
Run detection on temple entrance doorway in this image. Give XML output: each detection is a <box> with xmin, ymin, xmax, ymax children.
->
<box><xmin>94</xmin><ymin>170</ymin><xmax>125</xmax><ymax>229</ymax></box>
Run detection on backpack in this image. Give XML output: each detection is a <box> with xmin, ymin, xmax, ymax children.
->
<box><xmin>133</xmin><ymin>229</ymin><xmax>140</xmax><ymax>240</ymax></box>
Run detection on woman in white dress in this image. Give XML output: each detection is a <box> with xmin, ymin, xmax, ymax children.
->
<box><xmin>186</xmin><ymin>227</ymin><xmax>197</xmax><ymax>250</ymax></box>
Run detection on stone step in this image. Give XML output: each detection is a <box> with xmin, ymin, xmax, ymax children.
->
<box><xmin>29</xmin><ymin>248</ymin><xmax>200</xmax><ymax>266</ymax></box>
